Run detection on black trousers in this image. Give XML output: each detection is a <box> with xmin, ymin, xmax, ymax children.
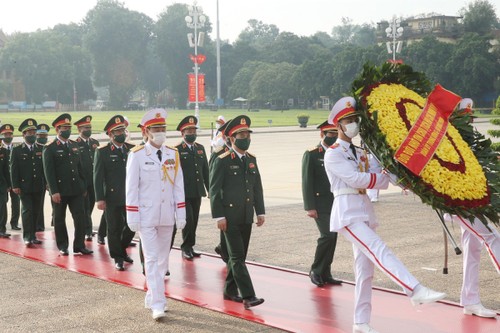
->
<box><xmin>83</xmin><ymin>185</ymin><xmax>95</xmax><ymax>236</ymax></box>
<box><xmin>0</xmin><ymin>196</ymin><xmax>7</xmax><ymax>234</ymax></box>
<box><xmin>97</xmin><ymin>213</ymin><xmax>107</xmax><ymax>238</ymax></box>
<box><xmin>172</xmin><ymin>197</ymin><xmax>202</xmax><ymax>251</ymax></box>
<box><xmin>310</xmin><ymin>212</ymin><xmax>338</xmax><ymax>278</ymax></box>
<box><xmin>105</xmin><ymin>203</ymin><xmax>134</xmax><ymax>262</ymax></box>
<box><xmin>9</xmin><ymin>191</ymin><xmax>20</xmax><ymax>228</ymax></box>
<box><xmin>20</xmin><ymin>192</ymin><xmax>44</xmax><ymax>242</ymax></box>
<box><xmin>35</xmin><ymin>191</ymin><xmax>46</xmax><ymax>231</ymax></box>
<box><xmin>52</xmin><ymin>194</ymin><xmax>86</xmax><ymax>251</ymax></box>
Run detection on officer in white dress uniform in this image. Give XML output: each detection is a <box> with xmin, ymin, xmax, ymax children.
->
<box><xmin>441</xmin><ymin>98</ymin><xmax>499</xmax><ymax>319</ymax></box>
<box><xmin>324</xmin><ymin>97</ymin><xmax>447</xmax><ymax>333</ymax></box>
<box><xmin>211</xmin><ymin>115</ymin><xmax>226</xmax><ymax>150</ymax></box>
<box><xmin>125</xmin><ymin>109</ymin><xmax>186</xmax><ymax>321</ymax></box>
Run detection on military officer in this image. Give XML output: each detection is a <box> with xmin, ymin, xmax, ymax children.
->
<box><xmin>302</xmin><ymin>120</ymin><xmax>342</xmax><ymax>287</ymax></box>
<box><xmin>209</xmin><ymin>115</ymin><xmax>265</xmax><ymax>310</ymax></box>
<box><xmin>94</xmin><ymin>115</ymin><xmax>135</xmax><ymax>271</ymax></box>
<box><xmin>210</xmin><ymin>119</ymin><xmax>231</xmax><ymax>263</ymax></box>
<box><xmin>126</xmin><ymin>109</ymin><xmax>186</xmax><ymax>320</ymax></box>
<box><xmin>74</xmin><ymin>115</ymin><xmax>100</xmax><ymax>241</ymax></box>
<box><xmin>42</xmin><ymin>113</ymin><xmax>92</xmax><ymax>256</ymax></box>
<box><xmin>0</xmin><ymin>135</ymin><xmax>11</xmax><ymax>238</ymax></box>
<box><xmin>35</xmin><ymin>124</ymin><xmax>50</xmax><ymax>232</ymax></box>
<box><xmin>1</xmin><ymin>124</ymin><xmax>21</xmax><ymax>231</ymax></box>
<box><xmin>173</xmin><ymin>116</ymin><xmax>209</xmax><ymax>260</ymax></box>
<box><xmin>324</xmin><ymin>97</ymin><xmax>446</xmax><ymax>333</ymax></box>
<box><xmin>10</xmin><ymin>119</ymin><xmax>45</xmax><ymax>246</ymax></box>
<box><xmin>210</xmin><ymin>115</ymin><xmax>226</xmax><ymax>151</ymax></box>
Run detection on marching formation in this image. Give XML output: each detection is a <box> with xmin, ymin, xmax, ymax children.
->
<box><xmin>0</xmin><ymin>102</ymin><xmax>498</xmax><ymax>329</ymax></box>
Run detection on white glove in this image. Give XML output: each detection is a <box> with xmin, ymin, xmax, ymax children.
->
<box><xmin>176</xmin><ymin>219</ymin><xmax>186</xmax><ymax>230</ymax></box>
<box><xmin>128</xmin><ymin>222</ymin><xmax>140</xmax><ymax>232</ymax></box>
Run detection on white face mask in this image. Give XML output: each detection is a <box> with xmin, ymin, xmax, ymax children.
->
<box><xmin>216</xmin><ymin>123</ymin><xmax>221</xmax><ymax>130</ymax></box>
<box><xmin>213</xmin><ymin>136</ymin><xmax>225</xmax><ymax>148</ymax></box>
<box><xmin>342</xmin><ymin>122</ymin><xmax>360</xmax><ymax>139</ymax></box>
<box><xmin>150</xmin><ymin>132</ymin><xmax>166</xmax><ymax>146</ymax></box>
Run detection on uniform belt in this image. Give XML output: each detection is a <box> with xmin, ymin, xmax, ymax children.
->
<box><xmin>333</xmin><ymin>188</ymin><xmax>367</xmax><ymax>196</ymax></box>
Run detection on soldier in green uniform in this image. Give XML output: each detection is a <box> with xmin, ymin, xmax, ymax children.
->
<box><xmin>74</xmin><ymin>115</ymin><xmax>100</xmax><ymax>241</ymax></box>
<box><xmin>1</xmin><ymin>124</ymin><xmax>21</xmax><ymax>231</ymax></box>
<box><xmin>209</xmin><ymin>115</ymin><xmax>265</xmax><ymax>309</ymax></box>
<box><xmin>209</xmin><ymin>119</ymin><xmax>231</xmax><ymax>263</ymax></box>
<box><xmin>94</xmin><ymin>115</ymin><xmax>135</xmax><ymax>271</ymax></box>
<box><xmin>42</xmin><ymin>114</ymin><xmax>92</xmax><ymax>256</ymax></box>
<box><xmin>10</xmin><ymin>119</ymin><xmax>45</xmax><ymax>246</ymax></box>
<box><xmin>173</xmin><ymin>116</ymin><xmax>209</xmax><ymax>260</ymax></box>
<box><xmin>0</xmin><ymin>132</ymin><xmax>11</xmax><ymax>238</ymax></box>
<box><xmin>302</xmin><ymin>120</ymin><xmax>342</xmax><ymax>287</ymax></box>
<box><xmin>35</xmin><ymin>124</ymin><xmax>50</xmax><ymax>232</ymax></box>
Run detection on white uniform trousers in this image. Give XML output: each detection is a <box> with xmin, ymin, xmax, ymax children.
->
<box><xmin>457</xmin><ymin>216</ymin><xmax>500</xmax><ymax>306</ymax></box>
<box><xmin>339</xmin><ymin>221</ymin><xmax>419</xmax><ymax>324</ymax></box>
<box><xmin>140</xmin><ymin>225</ymin><xmax>174</xmax><ymax>311</ymax></box>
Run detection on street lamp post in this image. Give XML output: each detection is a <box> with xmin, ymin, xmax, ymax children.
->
<box><xmin>185</xmin><ymin>2</ymin><xmax>206</xmax><ymax>123</ymax></box>
<box><xmin>385</xmin><ymin>16</ymin><xmax>404</xmax><ymax>62</ymax></box>
<box><xmin>216</xmin><ymin>0</ymin><xmax>221</xmax><ymax>106</ymax></box>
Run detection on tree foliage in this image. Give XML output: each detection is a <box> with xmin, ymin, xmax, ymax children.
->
<box><xmin>460</xmin><ymin>0</ymin><xmax>500</xmax><ymax>35</ymax></box>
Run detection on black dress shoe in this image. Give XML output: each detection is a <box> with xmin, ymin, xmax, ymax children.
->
<box><xmin>191</xmin><ymin>249</ymin><xmax>201</xmax><ymax>257</ymax></box>
<box><xmin>128</xmin><ymin>242</ymin><xmax>137</xmax><ymax>247</ymax></box>
<box><xmin>24</xmin><ymin>240</ymin><xmax>32</xmax><ymax>246</ymax></box>
<box><xmin>323</xmin><ymin>276</ymin><xmax>343</xmax><ymax>285</ymax></box>
<box><xmin>182</xmin><ymin>249</ymin><xmax>193</xmax><ymax>260</ymax></box>
<box><xmin>214</xmin><ymin>245</ymin><xmax>229</xmax><ymax>263</ymax></box>
<box><xmin>123</xmin><ymin>255</ymin><xmax>134</xmax><ymax>264</ymax></box>
<box><xmin>74</xmin><ymin>248</ymin><xmax>93</xmax><ymax>255</ymax></box>
<box><xmin>59</xmin><ymin>249</ymin><xmax>69</xmax><ymax>256</ymax></box>
<box><xmin>11</xmin><ymin>226</ymin><xmax>21</xmax><ymax>230</ymax></box>
<box><xmin>0</xmin><ymin>232</ymin><xmax>11</xmax><ymax>238</ymax></box>
<box><xmin>36</xmin><ymin>228</ymin><xmax>45</xmax><ymax>232</ymax></box>
<box><xmin>115</xmin><ymin>262</ymin><xmax>125</xmax><ymax>271</ymax></box>
<box><xmin>223</xmin><ymin>294</ymin><xmax>243</xmax><ymax>303</ymax></box>
<box><xmin>309</xmin><ymin>271</ymin><xmax>324</xmax><ymax>287</ymax></box>
<box><xmin>97</xmin><ymin>236</ymin><xmax>105</xmax><ymax>245</ymax></box>
<box><xmin>243</xmin><ymin>296</ymin><xmax>265</xmax><ymax>309</ymax></box>
<box><xmin>32</xmin><ymin>239</ymin><xmax>42</xmax><ymax>245</ymax></box>
<box><xmin>85</xmin><ymin>235</ymin><xmax>92</xmax><ymax>241</ymax></box>
<box><xmin>165</xmin><ymin>270</ymin><xmax>170</xmax><ymax>276</ymax></box>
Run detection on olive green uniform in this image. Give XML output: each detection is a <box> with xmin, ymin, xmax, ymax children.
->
<box><xmin>302</xmin><ymin>143</ymin><xmax>338</xmax><ymax>280</ymax></box>
<box><xmin>42</xmin><ymin>139</ymin><xmax>87</xmax><ymax>252</ymax></box>
<box><xmin>0</xmin><ymin>147</ymin><xmax>11</xmax><ymax>235</ymax></box>
<box><xmin>10</xmin><ymin>143</ymin><xmax>45</xmax><ymax>242</ymax></box>
<box><xmin>94</xmin><ymin>142</ymin><xmax>135</xmax><ymax>263</ymax></box>
<box><xmin>76</xmin><ymin>136</ymin><xmax>99</xmax><ymax>236</ymax></box>
<box><xmin>3</xmin><ymin>144</ymin><xmax>20</xmax><ymax>229</ymax></box>
<box><xmin>210</xmin><ymin>149</ymin><xmax>265</xmax><ymax>298</ymax></box>
<box><xmin>173</xmin><ymin>141</ymin><xmax>209</xmax><ymax>253</ymax></box>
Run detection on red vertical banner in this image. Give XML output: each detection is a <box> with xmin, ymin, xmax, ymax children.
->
<box><xmin>187</xmin><ymin>73</ymin><xmax>196</xmax><ymax>102</ymax></box>
<box><xmin>198</xmin><ymin>73</ymin><xmax>205</xmax><ymax>102</ymax></box>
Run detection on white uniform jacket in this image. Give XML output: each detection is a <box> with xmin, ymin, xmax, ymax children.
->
<box><xmin>325</xmin><ymin>139</ymin><xmax>389</xmax><ymax>231</ymax></box>
<box><xmin>125</xmin><ymin>142</ymin><xmax>186</xmax><ymax>229</ymax></box>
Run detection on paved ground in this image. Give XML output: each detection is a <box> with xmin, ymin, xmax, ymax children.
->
<box><xmin>0</xmin><ymin>120</ymin><xmax>498</xmax><ymax>332</ymax></box>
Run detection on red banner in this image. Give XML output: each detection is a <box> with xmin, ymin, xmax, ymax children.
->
<box><xmin>187</xmin><ymin>73</ymin><xmax>206</xmax><ymax>103</ymax></box>
<box><xmin>189</xmin><ymin>54</ymin><xmax>206</xmax><ymax>64</ymax></box>
<box><xmin>394</xmin><ymin>84</ymin><xmax>462</xmax><ymax>175</ymax></box>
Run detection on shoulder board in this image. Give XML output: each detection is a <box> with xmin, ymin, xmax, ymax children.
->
<box><xmin>68</xmin><ymin>139</ymin><xmax>76</xmax><ymax>143</ymax></box>
<box><xmin>219</xmin><ymin>151</ymin><xmax>231</xmax><ymax>159</ymax></box>
<box><xmin>98</xmin><ymin>145</ymin><xmax>107</xmax><ymax>150</ymax></box>
<box><xmin>166</xmin><ymin>145</ymin><xmax>178</xmax><ymax>151</ymax></box>
<box><xmin>330</xmin><ymin>143</ymin><xmax>340</xmax><ymax>149</ymax></box>
<box><xmin>124</xmin><ymin>142</ymin><xmax>135</xmax><ymax>149</ymax></box>
<box><xmin>247</xmin><ymin>152</ymin><xmax>256</xmax><ymax>158</ymax></box>
<box><xmin>213</xmin><ymin>146</ymin><xmax>224</xmax><ymax>154</ymax></box>
<box><xmin>90</xmin><ymin>138</ymin><xmax>99</xmax><ymax>143</ymax></box>
<box><xmin>130</xmin><ymin>145</ymin><xmax>145</xmax><ymax>153</ymax></box>
<box><xmin>47</xmin><ymin>139</ymin><xmax>58</xmax><ymax>146</ymax></box>
<box><xmin>308</xmin><ymin>146</ymin><xmax>320</xmax><ymax>152</ymax></box>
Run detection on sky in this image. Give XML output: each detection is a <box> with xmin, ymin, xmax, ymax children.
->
<box><xmin>1</xmin><ymin>0</ymin><xmax>499</xmax><ymax>42</ymax></box>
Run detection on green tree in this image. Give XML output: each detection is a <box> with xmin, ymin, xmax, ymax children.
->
<box><xmin>236</xmin><ymin>19</ymin><xmax>279</xmax><ymax>52</ymax></box>
<box><xmin>227</xmin><ymin>61</ymin><xmax>268</xmax><ymax>101</ymax></box>
<box><xmin>460</xmin><ymin>0</ymin><xmax>499</xmax><ymax>35</ymax></box>
<box><xmin>249</xmin><ymin>62</ymin><xmax>298</xmax><ymax>106</ymax></box>
<box><xmin>83</xmin><ymin>0</ymin><xmax>153</xmax><ymax>108</ymax></box>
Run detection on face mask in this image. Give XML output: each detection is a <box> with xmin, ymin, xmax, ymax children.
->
<box><xmin>59</xmin><ymin>130</ymin><xmax>71</xmax><ymax>140</ymax></box>
<box><xmin>184</xmin><ymin>134</ymin><xmax>197</xmax><ymax>144</ymax></box>
<box><xmin>323</xmin><ymin>135</ymin><xmax>337</xmax><ymax>147</ymax></box>
<box><xmin>114</xmin><ymin>133</ymin><xmax>126</xmax><ymax>144</ymax></box>
<box><xmin>82</xmin><ymin>130</ymin><xmax>92</xmax><ymax>138</ymax></box>
<box><xmin>213</xmin><ymin>137</ymin><xmax>225</xmax><ymax>149</ymax></box>
<box><xmin>234</xmin><ymin>138</ymin><xmax>251</xmax><ymax>151</ymax></box>
<box><xmin>216</xmin><ymin>123</ymin><xmax>221</xmax><ymax>130</ymax></box>
<box><xmin>37</xmin><ymin>137</ymin><xmax>48</xmax><ymax>145</ymax></box>
<box><xmin>25</xmin><ymin>135</ymin><xmax>36</xmax><ymax>145</ymax></box>
<box><xmin>150</xmin><ymin>132</ymin><xmax>166</xmax><ymax>146</ymax></box>
<box><xmin>2</xmin><ymin>137</ymin><xmax>13</xmax><ymax>144</ymax></box>
<box><xmin>342</xmin><ymin>122</ymin><xmax>359</xmax><ymax>139</ymax></box>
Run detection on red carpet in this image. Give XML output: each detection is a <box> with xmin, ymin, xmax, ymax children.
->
<box><xmin>0</xmin><ymin>232</ymin><xmax>498</xmax><ymax>332</ymax></box>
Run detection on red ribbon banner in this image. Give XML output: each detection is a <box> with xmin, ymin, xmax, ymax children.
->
<box><xmin>394</xmin><ymin>84</ymin><xmax>462</xmax><ymax>175</ymax></box>
<box><xmin>187</xmin><ymin>73</ymin><xmax>206</xmax><ymax>103</ymax></box>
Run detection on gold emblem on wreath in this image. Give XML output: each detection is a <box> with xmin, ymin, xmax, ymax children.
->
<box><xmin>86</xmin><ymin>117</ymin><xmax>90</xmax><ymax>122</ymax></box>
<box><xmin>28</xmin><ymin>120</ymin><xmax>33</xmax><ymax>126</ymax></box>
<box><xmin>65</xmin><ymin>118</ymin><xmax>69</xmax><ymax>123</ymax></box>
<box><xmin>346</xmin><ymin>101</ymin><xmax>352</xmax><ymax>108</ymax></box>
<box><xmin>189</xmin><ymin>117</ymin><xmax>194</xmax><ymax>123</ymax></box>
<box><xmin>6</xmin><ymin>125</ymin><xmax>10</xmax><ymax>130</ymax></box>
<box><xmin>115</xmin><ymin>117</ymin><xmax>120</xmax><ymax>123</ymax></box>
<box><xmin>156</xmin><ymin>113</ymin><xmax>161</xmax><ymax>118</ymax></box>
<box><xmin>241</xmin><ymin>118</ymin><xmax>246</xmax><ymax>125</ymax></box>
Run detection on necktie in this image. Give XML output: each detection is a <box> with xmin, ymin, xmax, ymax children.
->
<box><xmin>190</xmin><ymin>145</ymin><xmax>195</xmax><ymax>153</ymax></box>
<box><xmin>349</xmin><ymin>144</ymin><xmax>357</xmax><ymax>159</ymax></box>
<box><xmin>241</xmin><ymin>155</ymin><xmax>247</xmax><ymax>172</ymax></box>
<box><xmin>157</xmin><ymin>149</ymin><xmax>162</xmax><ymax>162</ymax></box>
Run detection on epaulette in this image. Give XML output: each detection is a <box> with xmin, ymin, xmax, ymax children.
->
<box><xmin>213</xmin><ymin>146</ymin><xmax>224</xmax><ymax>154</ymax></box>
<box><xmin>247</xmin><ymin>152</ymin><xmax>256</xmax><ymax>158</ymax></box>
<box><xmin>130</xmin><ymin>145</ymin><xmax>145</xmax><ymax>153</ymax></box>
<box><xmin>166</xmin><ymin>145</ymin><xmax>178</xmax><ymax>151</ymax></box>
<box><xmin>219</xmin><ymin>150</ymin><xmax>231</xmax><ymax>159</ymax></box>
<box><xmin>330</xmin><ymin>143</ymin><xmax>340</xmax><ymax>149</ymax></box>
<box><xmin>68</xmin><ymin>139</ymin><xmax>76</xmax><ymax>143</ymax></box>
<box><xmin>308</xmin><ymin>146</ymin><xmax>320</xmax><ymax>152</ymax></box>
<box><xmin>124</xmin><ymin>142</ymin><xmax>135</xmax><ymax>149</ymax></box>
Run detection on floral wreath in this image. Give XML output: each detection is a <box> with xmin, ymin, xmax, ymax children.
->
<box><xmin>352</xmin><ymin>63</ymin><xmax>500</xmax><ymax>226</ymax></box>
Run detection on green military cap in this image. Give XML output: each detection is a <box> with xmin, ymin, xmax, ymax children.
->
<box><xmin>37</xmin><ymin>124</ymin><xmax>50</xmax><ymax>134</ymax></box>
<box><xmin>73</xmin><ymin>115</ymin><xmax>92</xmax><ymax>127</ymax></box>
<box><xmin>52</xmin><ymin>113</ymin><xmax>72</xmax><ymax>128</ymax></box>
<box><xmin>316</xmin><ymin>120</ymin><xmax>337</xmax><ymax>133</ymax></box>
<box><xmin>104</xmin><ymin>115</ymin><xmax>127</xmax><ymax>134</ymax></box>
<box><xmin>0</xmin><ymin>124</ymin><xmax>15</xmax><ymax>135</ymax></box>
<box><xmin>225</xmin><ymin>115</ymin><xmax>252</xmax><ymax>137</ymax></box>
<box><xmin>19</xmin><ymin>118</ymin><xmax>38</xmax><ymax>133</ymax></box>
<box><xmin>176</xmin><ymin>115</ymin><xmax>198</xmax><ymax>132</ymax></box>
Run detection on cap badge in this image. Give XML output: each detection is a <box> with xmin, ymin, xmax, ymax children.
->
<box><xmin>115</xmin><ymin>117</ymin><xmax>120</xmax><ymax>123</ymax></box>
<box><xmin>189</xmin><ymin>117</ymin><xmax>194</xmax><ymax>123</ymax></box>
<box><xmin>28</xmin><ymin>120</ymin><xmax>33</xmax><ymax>126</ymax></box>
<box><xmin>86</xmin><ymin>117</ymin><xmax>90</xmax><ymax>122</ymax></box>
<box><xmin>65</xmin><ymin>118</ymin><xmax>69</xmax><ymax>123</ymax></box>
<box><xmin>156</xmin><ymin>113</ymin><xmax>161</xmax><ymax>118</ymax></box>
<box><xmin>241</xmin><ymin>118</ymin><xmax>246</xmax><ymax>125</ymax></box>
<box><xmin>346</xmin><ymin>101</ymin><xmax>352</xmax><ymax>108</ymax></box>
